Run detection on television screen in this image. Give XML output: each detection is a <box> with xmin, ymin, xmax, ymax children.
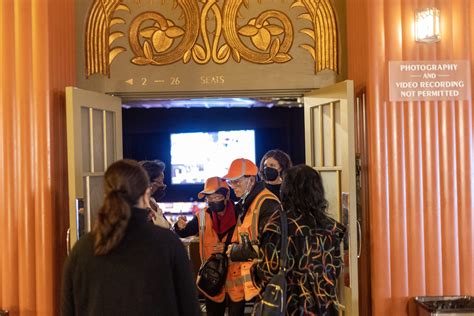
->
<box><xmin>170</xmin><ymin>130</ymin><xmax>256</xmax><ymax>184</ymax></box>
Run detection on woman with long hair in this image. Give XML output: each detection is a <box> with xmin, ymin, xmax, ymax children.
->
<box><xmin>258</xmin><ymin>149</ymin><xmax>293</xmax><ymax>198</ymax></box>
<box><xmin>252</xmin><ymin>164</ymin><xmax>345</xmax><ymax>315</ymax></box>
<box><xmin>61</xmin><ymin>159</ymin><xmax>200</xmax><ymax>316</ymax></box>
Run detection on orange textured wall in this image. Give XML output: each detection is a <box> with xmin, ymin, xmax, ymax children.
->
<box><xmin>347</xmin><ymin>0</ymin><xmax>369</xmax><ymax>92</ymax></box>
<box><xmin>348</xmin><ymin>0</ymin><xmax>474</xmax><ymax>315</ymax></box>
<box><xmin>0</xmin><ymin>0</ymin><xmax>75</xmax><ymax>315</ymax></box>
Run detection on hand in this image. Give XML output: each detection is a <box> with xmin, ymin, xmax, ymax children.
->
<box><xmin>149</xmin><ymin>198</ymin><xmax>159</xmax><ymax>212</ymax></box>
<box><xmin>226</xmin><ymin>243</ymin><xmax>234</xmax><ymax>258</ymax></box>
<box><xmin>147</xmin><ymin>209</ymin><xmax>157</xmax><ymax>221</ymax></box>
<box><xmin>213</xmin><ymin>242</ymin><xmax>225</xmax><ymax>254</ymax></box>
<box><xmin>176</xmin><ymin>215</ymin><xmax>187</xmax><ymax>230</ymax></box>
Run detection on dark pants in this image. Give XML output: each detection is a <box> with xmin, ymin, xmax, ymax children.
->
<box><xmin>205</xmin><ymin>297</ymin><xmax>245</xmax><ymax>316</ymax></box>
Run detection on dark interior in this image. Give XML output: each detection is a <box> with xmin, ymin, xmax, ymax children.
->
<box><xmin>122</xmin><ymin>106</ymin><xmax>305</xmax><ymax>202</ymax></box>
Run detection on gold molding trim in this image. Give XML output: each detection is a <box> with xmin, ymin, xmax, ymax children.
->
<box><xmin>85</xmin><ymin>0</ymin><xmax>338</xmax><ymax>77</ymax></box>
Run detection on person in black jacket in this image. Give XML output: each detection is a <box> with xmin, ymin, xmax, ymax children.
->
<box><xmin>139</xmin><ymin>159</ymin><xmax>172</xmax><ymax>229</ymax></box>
<box><xmin>258</xmin><ymin>149</ymin><xmax>293</xmax><ymax>199</ymax></box>
<box><xmin>223</xmin><ymin>158</ymin><xmax>280</xmax><ymax>301</ymax></box>
<box><xmin>252</xmin><ymin>165</ymin><xmax>345</xmax><ymax>315</ymax></box>
<box><xmin>61</xmin><ymin>159</ymin><xmax>200</xmax><ymax>316</ymax></box>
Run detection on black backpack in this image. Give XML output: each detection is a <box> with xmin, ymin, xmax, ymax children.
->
<box><xmin>196</xmin><ymin>225</ymin><xmax>235</xmax><ymax>297</ymax></box>
<box><xmin>196</xmin><ymin>252</ymin><xmax>229</xmax><ymax>296</ymax></box>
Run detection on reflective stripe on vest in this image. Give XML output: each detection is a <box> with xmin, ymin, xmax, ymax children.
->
<box><xmin>242</xmin><ymin>274</ymin><xmax>253</xmax><ymax>283</ymax></box>
<box><xmin>226</xmin><ymin>276</ymin><xmax>245</xmax><ymax>288</ymax></box>
<box><xmin>225</xmin><ymin>262</ymin><xmax>245</xmax><ymax>302</ymax></box>
<box><xmin>198</xmin><ymin>210</ymin><xmax>206</xmax><ymax>262</ymax></box>
<box><xmin>250</xmin><ymin>193</ymin><xmax>272</xmax><ymax>241</ymax></box>
<box><xmin>240</xmin><ymin>190</ymin><xmax>279</xmax><ymax>242</ymax></box>
<box><xmin>197</xmin><ymin>210</ymin><xmax>226</xmax><ymax>302</ymax></box>
<box><xmin>238</xmin><ymin>189</ymin><xmax>279</xmax><ymax>300</ymax></box>
<box><xmin>197</xmin><ymin>210</ymin><xmax>245</xmax><ymax>302</ymax></box>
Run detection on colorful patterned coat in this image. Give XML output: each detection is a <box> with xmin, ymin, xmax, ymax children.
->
<box><xmin>252</xmin><ymin>209</ymin><xmax>346</xmax><ymax>316</ymax></box>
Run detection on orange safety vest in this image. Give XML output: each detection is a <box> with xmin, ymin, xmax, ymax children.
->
<box><xmin>197</xmin><ymin>209</ymin><xmax>244</xmax><ymax>303</ymax></box>
<box><xmin>236</xmin><ymin>189</ymin><xmax>279</xmax><ymax>301</ymax></box>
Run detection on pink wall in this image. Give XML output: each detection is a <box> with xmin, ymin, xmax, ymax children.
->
<box><xmin>348</xmin><ymin>0</ymin><xmax>474</xmax><ymax>315</ymax></box>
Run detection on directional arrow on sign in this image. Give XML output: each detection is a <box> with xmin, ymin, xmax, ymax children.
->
<box><xmin>125</xmin><ymin>78</ymin><xmax>134</xmax><ymax>85</ymax></box>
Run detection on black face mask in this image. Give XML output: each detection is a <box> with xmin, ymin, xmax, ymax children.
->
<box><xmin>152</xmin><ymin>187</ymin><xmax>166</xmax><ymax>201</ymax></box>
<box><xmin>208</xmin><ymin>200</ymin><xmax>226</xmax><ymax>213</ymax></box>
<box><xmin>263</xmin><ymin>167</ymin><xmax>279</xmax><ymax>182</ymax></box>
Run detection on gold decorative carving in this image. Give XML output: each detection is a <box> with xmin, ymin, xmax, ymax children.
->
<box><xmin>222</xmin><ymin>3</ymin><xmax>293</xmax><ymax>64</ymax></box>
<box><xmin>292</xmin><ymin>0</ymin><xmax>339</xmax><ymax>73</ymax></box>
<box><xmin>128</xmin><ymin>6</ymin><xmax>200</xmax><ymax>65</ymax></box>
<box><xmin>85</xmin><ymin>0</ymin><xmax>129</xmax><ymax>77</ymax></box>
<box><xmin>127</xmin><ymin>0</ymin><xmax>292</xmax><ymax>66</ymax></box>
<box><xmin>85</xmin><ymin>0</ymin><xmax>339</xmax><ymax>77</ymax></box>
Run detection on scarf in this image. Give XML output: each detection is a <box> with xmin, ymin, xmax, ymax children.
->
<box><xmin>211</xmin><ymin>201</ymin><xmax>237</xmax><ymax>236</ymax></box>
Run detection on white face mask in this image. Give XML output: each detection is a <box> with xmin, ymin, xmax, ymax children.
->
<box><xmin>240</xmin><ymin>178</ymin><xmax>253</xmax><ymax>203</ymax></box>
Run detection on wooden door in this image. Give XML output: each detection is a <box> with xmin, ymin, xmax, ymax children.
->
<box><xmin>66</xmin><ymin>87</ymin><xmax>123</xmax><ymax>248</ymax></box>
<box><xmin>304</xmin><ymin>80</ymin><xmax>359</xmax><ymax>315</ymax></box>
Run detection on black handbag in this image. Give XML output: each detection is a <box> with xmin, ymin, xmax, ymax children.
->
<box><xmin>254</xmin><ymin>209</ymin><xmax>288</xmax><ymax>316</ymax></box>
<box><xmin>196</xmin><ymin>226</ymin><xmax>235</xmax><ymax>297</ymax></box>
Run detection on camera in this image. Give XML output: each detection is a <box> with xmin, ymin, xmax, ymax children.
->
<box><xmin>229</xmin><ymin>232</ymin><xmax>258</xmax><ymax>261</ymax></box>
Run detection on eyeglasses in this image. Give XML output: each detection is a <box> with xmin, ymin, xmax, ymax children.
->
<box><xmin>205</xmin><ymin>195</ymin><xmax>225</xmax><ymax>203</ymax></box>
<box><xmin>226</xmin><ymin>176</ymin><xmax>248</xmax><ymax>187</ymax></box>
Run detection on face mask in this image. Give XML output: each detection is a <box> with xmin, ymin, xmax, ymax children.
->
<box><xmin>208</xmin><ymin>200</ymin><xmax>226</xmax><ymax>213</ymax></box>
<box><xmin>263</xmin><ymin>167</ymin><xmax>279</xmax><ymax>182</ymax></box>
<box><xmin>152</xmin><ymin>186</ymin><xmax>166</xmax><ymax>201</ymax></box>
<box><xmin>240</xmin><ymin>178</ymin><xmax>252</xmax><ymax>203</ymax></box>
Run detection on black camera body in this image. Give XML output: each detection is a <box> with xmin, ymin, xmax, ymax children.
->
<box><xmin>229</xmin><ymin>232</ymin><xmax>258</xmax><ymax>261</ymax></box>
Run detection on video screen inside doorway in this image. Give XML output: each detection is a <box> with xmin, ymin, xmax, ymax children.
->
<box><xmin>170</xmin><ymin>130</ymin><xmax>256</xmax><ymax>184</ymax></box>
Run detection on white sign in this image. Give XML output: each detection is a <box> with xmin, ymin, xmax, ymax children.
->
<box><xmin>389</xmin><ymin>60</ymin><xmax>471</xmax><ymax>101</ymax></box>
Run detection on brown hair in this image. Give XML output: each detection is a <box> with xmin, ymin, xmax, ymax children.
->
<box><xmin>258</xmin><ymin>149</ymin><xmax>293</xmax><ymax>179</ymax></box>
<box><xmin>92</xmin><ymin>159</ymin><xmax>149</xmax><ymax>255</ymax></box>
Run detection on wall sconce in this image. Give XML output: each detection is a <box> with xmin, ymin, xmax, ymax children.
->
<box><xmin>415</xmin><ymin>8</ymin><xmax>440</xmax><ymax>43</ymax></box>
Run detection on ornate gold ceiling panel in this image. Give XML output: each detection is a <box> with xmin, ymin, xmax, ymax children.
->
<box><xmin>85</xmin><ymin>0</ymin><xmax>339</xmax><ymax>78</ymax></box>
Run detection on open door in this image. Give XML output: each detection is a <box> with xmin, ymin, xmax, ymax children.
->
<box><xmin>304</xmin><ymin>80</ymin><xmax>359</xmax><ymax>315</ymax></box>
<box><xmin>66</xmin><ymin>87</ymin><xmax>123</xmax><ymax>249</ymax></box>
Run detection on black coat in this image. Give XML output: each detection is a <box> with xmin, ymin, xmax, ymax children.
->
<box><xmin>61</xmin><ymin>207</ymin><xmax>200</xmax><ymax>316</ymax></box>
<box><xmin>252</xmin><ymin>210</ymin><xmax>345</xmax><ymax>316</ymax></box>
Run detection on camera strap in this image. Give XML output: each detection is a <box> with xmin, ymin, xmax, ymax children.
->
<box><xmin>223</xmin><ymin>225</ymin><xmax>236</xmax><ymax>249</ymax></box>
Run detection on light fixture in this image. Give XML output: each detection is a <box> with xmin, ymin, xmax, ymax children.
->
<box><xmin>415</xmin><ymin>8</ymin><xmax>440</xmax><ymax>43</ymax></box>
